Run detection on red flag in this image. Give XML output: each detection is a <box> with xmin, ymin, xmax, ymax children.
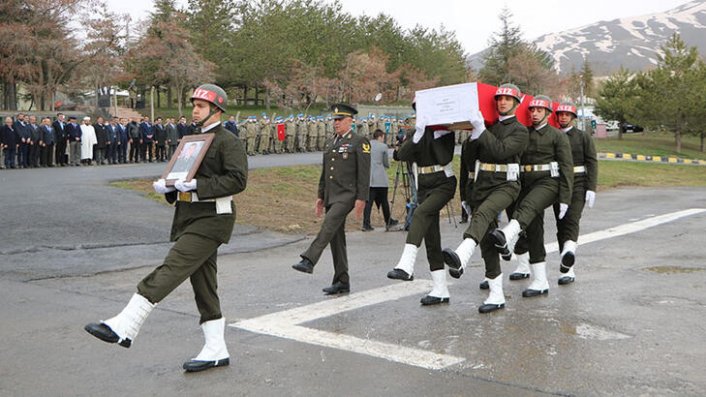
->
<box><xmin>277</xmin><ymin>123</ymin><xmax>285</xmax><ymax>141</ymax></box>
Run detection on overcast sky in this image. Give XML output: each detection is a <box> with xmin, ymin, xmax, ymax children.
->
<box><xmin>105</xmin><ymin>0</ymin><xmax>691</xmax><ymax>54</ymax></box>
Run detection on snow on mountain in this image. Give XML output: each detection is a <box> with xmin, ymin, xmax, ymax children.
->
<box><xmin>470</xmin><ymin>0</ymin><xmax>706</xmax><ymax>75</ymax></box>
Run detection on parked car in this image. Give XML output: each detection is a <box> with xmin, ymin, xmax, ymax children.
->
<box><xmin>620</xmin><ymin>122</ymin><xmax>644</xmax><ymax>133</ymax></box>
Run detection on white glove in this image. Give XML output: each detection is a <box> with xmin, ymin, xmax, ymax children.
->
<box><xmin>413</xmin><ymin>116</ymin><xmax>430</xmax><ymax>143</ymax></box>
<box><xmin>174</xmin><ymin>178</ymin><xmax>197</xmax><ymax>192</ymax></box>
<box><xmin>585</xmin><ymin>190</ymin><xmax>596</xmax><ymax>209</ymax></box>
<box><xmin>153</xmin><ymin>178</ymin><xmax>175</xmax><ymax>194</ymax></box>
<box><xmin>461</xmin><ymin>201</ymin><xmax>471</xmax><ymax>215</ymax></box>
<box><xmin>470</xmin><ymin>110</ymin><xmax>486</xmax><ymax>140</ymax></box>
<box><xmin>558</xmin><ymin>203</ymin><xmax>569</xmax><ymax>219</ymax></box>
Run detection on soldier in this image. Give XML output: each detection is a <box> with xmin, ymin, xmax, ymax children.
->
<box><xmin>258</xmin><ymin>113</ymin><xmax>271</xmax><ymax>154</ymax></box>
<box><xmin>386</xmin><ymin>102</ymin><xmax>457</xmax><ymax>306</ymax></box>
<box><xmin>358</xmin><ymin>117</ymin><xmax>370</xmax><ymax>140</ymax></box>
<box><xmin>489</xmin><ymin>94</ymin><xmax>573</xmax><ymax>300</ymax></box>
<box><xmin>85</xmin><ymin>83</ymin><xmax>248</xmax><ymax>372</ymax></box>
<box><xmin>316</xmin><ymin>116</ymin><xmax>326</xmax><ymax>151</ymax></box>
<box><xmin>285</xmin><ymin>114</ymin><xmax>296</xmax><ymax>153</ymax></box>
<box><xmin>551</xmin><ymin>101</ymin><xmax>597</xmax><ymax>285</ymax></box>
<box><xmin>441</xmin><ymin>84</ymin><xmax>529</xmax><ymax>313</ymax></box>
<box><xmin>245</xmin><ymin>116</ymin><xmax>258</xmax><ymax>156</ymax></box>
<box><xmin>443</xmin><ymin>84</ymin><xmax>528</xmax><ymax>313</ymax></box>
<box><xmin>292</xmin><ymin>104</ymin><xmax>370</xmax><ymax>295</ymax></box>
<box><xmin>294</xmin><ymin>114</ymin><xmax>305</xmax><ymax>152</ymax></box>
<box><xmin>306</xmin><ymin>116</ymin><xmax>317</xmax><ymax>152</ymax></box>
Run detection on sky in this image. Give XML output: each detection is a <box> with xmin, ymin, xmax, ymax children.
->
<box><xmin>105</xmin><ymin>0</ymin><xmax>692</xmax><ymax>54</ymax></box>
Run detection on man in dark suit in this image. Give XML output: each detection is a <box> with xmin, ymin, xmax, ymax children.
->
<box><xmin>291</xmin><ymin>104</ymin><xmax>371</xmax><ymax>295</ymax></box>
<box><xmin>106</xmin><ymin>117</ymin><xmax>119</xmax><ymax>164</ymax></box>
<box><xmin>224</xmin><ymin>115</ymin><xmax>239</xmax><ymax>137</ymax></box>
<box><xmin>2</xmin><ymin>116</ymin><xmax>19</xmax><ymax>169</ymax></box>
<box><xmin>27</xmin><ymin>115</ymin><xmax>41</xmax><ymax>167</ymax></box>
<box><xmin>65</xmin><ymin>116</ymin><xmax>82</xmax><ymax>166</ymax></box>
<box><xmin>165</xmin><ymin>117</ymin><xmax>179</xmax><ymax>159</ymax></box>
<box><xmin>177</xmin><ymin>116</ymin><xmax>189</xmax><ymax>142</ymax></box>
<box><xmin>39</xmin><ymin>117</ymin><xmax>56</xmax><ymax>167</ymax></box>
<box><xmin>14</xmin><ymin>113</ymin><xmax>30</xmax><ymax>168</ymax></box>
<box><xmin>154</xmin><ymin>117</ymin><xmax>167</xmax><ymax>162</ymax></box>
<box><xmin>127</xmin><ymin>117</ymin><xmax>141</xmax><ymax>163</ymax></box>
<box><xmin>94</xmin><ymin>116</ymin><xmax>108</xmax><ymax>165</ymax></box>
<box><xmin>140</xmin><ymin>116</ymin><xmax>154</xmax><ymax>162</ymax></box>
<box><xmin>117</xmin><ymin>118</ymin><xmax>129</xmax><ymax>164</ymax></box>
<box><xmin>53</xmin><ymin>113</ymin><xmax>67</xmax><ymax>166</ymax></box>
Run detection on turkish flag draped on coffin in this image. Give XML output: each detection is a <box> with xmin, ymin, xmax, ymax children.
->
<box><xmin>418</xmin><ymin>82</ymin><xmax>560</xmax><ymax>130</ymax></box>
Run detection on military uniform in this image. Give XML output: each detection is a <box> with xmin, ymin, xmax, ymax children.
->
<box><xmin>245</xmin><ymin>119</ymin><xmax>258</xmax><ymax>155</ymax></box>
<box><xmin>300</xmin><ymin>129</ymin><xmax>370</xmax><ymax>285</ymax></box>
<box><xmin>285</xmin><ymin>118</ymin><xmax>296</xmax><ymax>153</ymax></box>
<box><xmin>509</xmin><ymin>123</ymin><xmax>574</xmax><ymax>263</ymax></box>
<box><xmin>86</xmin><ymin>84</ymin><xmax>247</xmax><ymax>373</ymax></box>
<box><xmin>258</xmin><ymin>119</ymin><xmax>271</xmax><ymax>154</ymax></box>
<box><xmin>138</xmin><ymin>123</ymin><xmax>248</xmax><ymax>319</ymax></box>
<box><xmin>293</xmin><ymin>104</ymin><xmax>370</xmax><ymax>294</ymax></box>
<box><xmin>387</xmin><ymin>125</ymin><xmax>457</xmax><ymax>305</ymax></box>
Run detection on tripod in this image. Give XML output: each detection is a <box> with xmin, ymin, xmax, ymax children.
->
<box><xmin>389</xmin><ymin>159</ymin><xmax>416</xmax><ymax>231</ymax></box>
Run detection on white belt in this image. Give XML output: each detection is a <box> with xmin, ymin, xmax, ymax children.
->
<box><xmin>574</xmin><ymin>165</ymin><xmax>586</xmax><ymax>174</ymax></box>
<box><xmin>178</xmin><ymin>192</ymin><xmax>233</xmax><ymax>214</ymax></box>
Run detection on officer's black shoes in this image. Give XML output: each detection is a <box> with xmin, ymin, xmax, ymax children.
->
<box><xmin>183</xmin><ymin>357</ymin><xmax>230</xmax><ymax>373</ymax></box>
<box><xmin>478</xmin><ymin>303</ymin><xmax>505</xmax><ymax>313</ymax></box>
<box><xmin>560</xmin><ymin>252</ymin><xmax>575</xmax><ymax>273</ymax></box>
<box><xmin>387</xmin><ymin>268</ymin><xmax>414</xmax><ymax>281</ymax></box>
<box><xmin>323</xmin><ymin>281</ymin><xmax>350</xmax><ymax>295</ymax></box>
<box><xmin>387</xmin><ymin>219</ymin><xmax>399</xmax><ymax>227</ymax></box>
<box><xmin>509</xmin><ymin>272</ymin><xmax>530</xmax><ymax>280</ymax></box>
<box><xmin>558</xmin><ymin>275</ymin><xmax>575</xmax><ymax>285</ymax></box>
<box><xmin>489</xmin><ymin>229</ymin><xmax>513</xmax><ymax>261</ymax></box>
<box><xmin>420</xmin><ymin>295</ymin><xmax>450</xmax><ymax>306</ymax></box>
<box><xmin>292</xmin><ymin>258</ymin><xmax>314</xmax><ymax>274</ymax></box>
<box><xmin>479</xmin><ymin>280</ymin><xmax>489</xmax><ymax>289</ymax></box>
<box><xmin>522</xmin><ymin>288</ymin><xmax>549</xmax><ymax>298</ymax></box>
<box><xmin>442</xmin><ymin>248</ymin><xmax>461</xmax><ymax>269</ymax></box>
<box><xmin>84</xmin><ymin>323</ymin><xmax>131</xmax><ymax>348</ymax></box>
<box><xmin>449</xmin><ymin>268</ymin><xmax>464</xmax><ymax>279</ymax></box>
<box><xmin>361</xmin><ymin>225</ymin><xmax>374</xmax><ymax>232</ymax></box>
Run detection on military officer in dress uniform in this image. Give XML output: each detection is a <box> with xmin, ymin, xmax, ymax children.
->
<box><xmin>386</xmin><ymin>101</ymin><xmax>458</xmax><ymax>306</ymax></box>
<box><xmin>490</xmin><ymin>95</ymin><xmax>573</xmax><ymax>299</ymax></box>
<box><xmin>442</xmin><ymin>84</ymin><xmax>529</xmax><ymax>313</ymax></box>
<box><xmin>292</xmin><ymin>104</ymin><xmax>371</xmax><ymax>295</ymax></box>
<box><xmin>552</xmin><ymin>101</ymin><xmax>597</xmax><ymax>285</ymax></box>
<box><xmin>85</xmin><ymin>84</ymin><xmax>248</xmax><ymax>373</ymax></box>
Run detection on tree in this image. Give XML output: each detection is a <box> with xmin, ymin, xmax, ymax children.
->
<box><xmin>631</xmin><ymin>33</ymin><xmax>703</xmax><ymax>153</ymax></box>
<box><xmin>479</xmin><ymin>7</ymin><xmax>524</xmax><ymax>86</ymax></box>
<box><xmin>594</xmin><ymin>68</ymin><xmax>638</xmax><ymax>141</ymax></box>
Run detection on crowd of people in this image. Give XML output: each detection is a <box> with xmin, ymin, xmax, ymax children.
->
<box><xmin>0</xmin><ymin>111</ymin><xmax>428</xmax><ymax>170</ymax></box>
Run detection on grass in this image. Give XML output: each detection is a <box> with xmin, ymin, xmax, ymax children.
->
<box><xmin>595</xmin><ymin>132</ymin><xmax>706</xmax><ymax>160</ymax></box>
<box><xmin>112</xmin><ymin>138</ymin><xmax>706</xmax><ymax>235</ymax></box>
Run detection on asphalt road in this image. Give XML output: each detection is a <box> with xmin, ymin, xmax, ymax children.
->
<box><xmin>1</xmin><ymin>156</ymin><xmax>705</xmax><ymax>397</ymax></box>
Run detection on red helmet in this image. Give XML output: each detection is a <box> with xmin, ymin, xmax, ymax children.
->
<box><xmin>555</xmin><ymin>101</ymin><xmax>577</xmax><ymax>118</ymax></box>
<box><xmin>190</xmin><ymin>84</ymin><xmax>227</xmax><ymax>112</ymax></box>
<box><xmin>528</xmin><ymin>95</ymin><xmax>553</xmax><ymax>112</ymax></box>
<box><xmin>494</xmin><ymin>83</ymin><xmax>522</xmax><ymax>102</ymax></box>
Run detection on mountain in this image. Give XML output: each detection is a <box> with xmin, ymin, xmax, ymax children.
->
<box><xmin>470</xmin><ymin>0</ymin><xmax>706</xmax><ymax>75</ymax></box>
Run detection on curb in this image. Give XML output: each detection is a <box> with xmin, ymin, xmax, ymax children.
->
<box><xmin>598</xmin><ymin>152</ymin><xmax>706</xmax><ymax>166</ymax></box>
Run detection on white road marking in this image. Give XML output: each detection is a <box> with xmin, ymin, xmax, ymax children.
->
<box><xmin>231</xmin><ymin>209</ymin><xmax>706</xmax><ymax>370</ymax></box>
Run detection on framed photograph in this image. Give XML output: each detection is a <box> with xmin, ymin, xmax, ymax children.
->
<box><xmin>162</xmin><ymin>133</ymin><xmax>215</xmax><ymax>186</ymax></box>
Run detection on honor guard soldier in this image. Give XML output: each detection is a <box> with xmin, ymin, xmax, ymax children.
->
<box><xmin>387</xmin><ymin>101</ymin><xmax>457</xmax><ymax>306</ymax></box>
<box><xmin>285</xmin><ymin>114</ymin><xmax>296</xmax><ymax>153</ymax></box>
<box><xmin>490</xmin><ymin>95</ymin><xmax>573</xmax><ymax>299</ymax></box>
<box><xmin>258</xmin><ymin>113</ymin><xmax>272</xmax><ymax>154</ymax></box>
<box><xmin>442</xmin><ymin>84</ymin><xmax>529</xmax><ymax>313</ymax></box>
<box><xmin>292</xmin><ymin>104</ymin><xmax>371</xmax><ymax>295</ymax></box>
<box><xmin>85</xmin><ymin>83</ymin><xmax>248</xmax><ymax>373</ymax></box>
<box><xmin>552</xmin><ymin>101</ymin><xmax>597</xmax><ymax>284</ymax></box>
<box><xmin>245</xmin><ymin>115</ymin><xmax>258</xmax><ymax>155</ymax></box>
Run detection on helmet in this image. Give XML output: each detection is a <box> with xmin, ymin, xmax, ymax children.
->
<box><xmin>528</xmin><ymin>95</ymin><xmax>553</xmax><ymax>113</ymax></box>
<box><xmin>190</xmin><ymin>84</ymin><xmax>227</xmax><ymax>112</ymax></box>
<box><xmin>494</xmin><ymin>83</ymin><xmax>522</xmax><ymax>102</ymax></box>
<box><xmin>555</xmin><ymin>101</ymin><xmax>577</xmax><ymax>118</ymax></box>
